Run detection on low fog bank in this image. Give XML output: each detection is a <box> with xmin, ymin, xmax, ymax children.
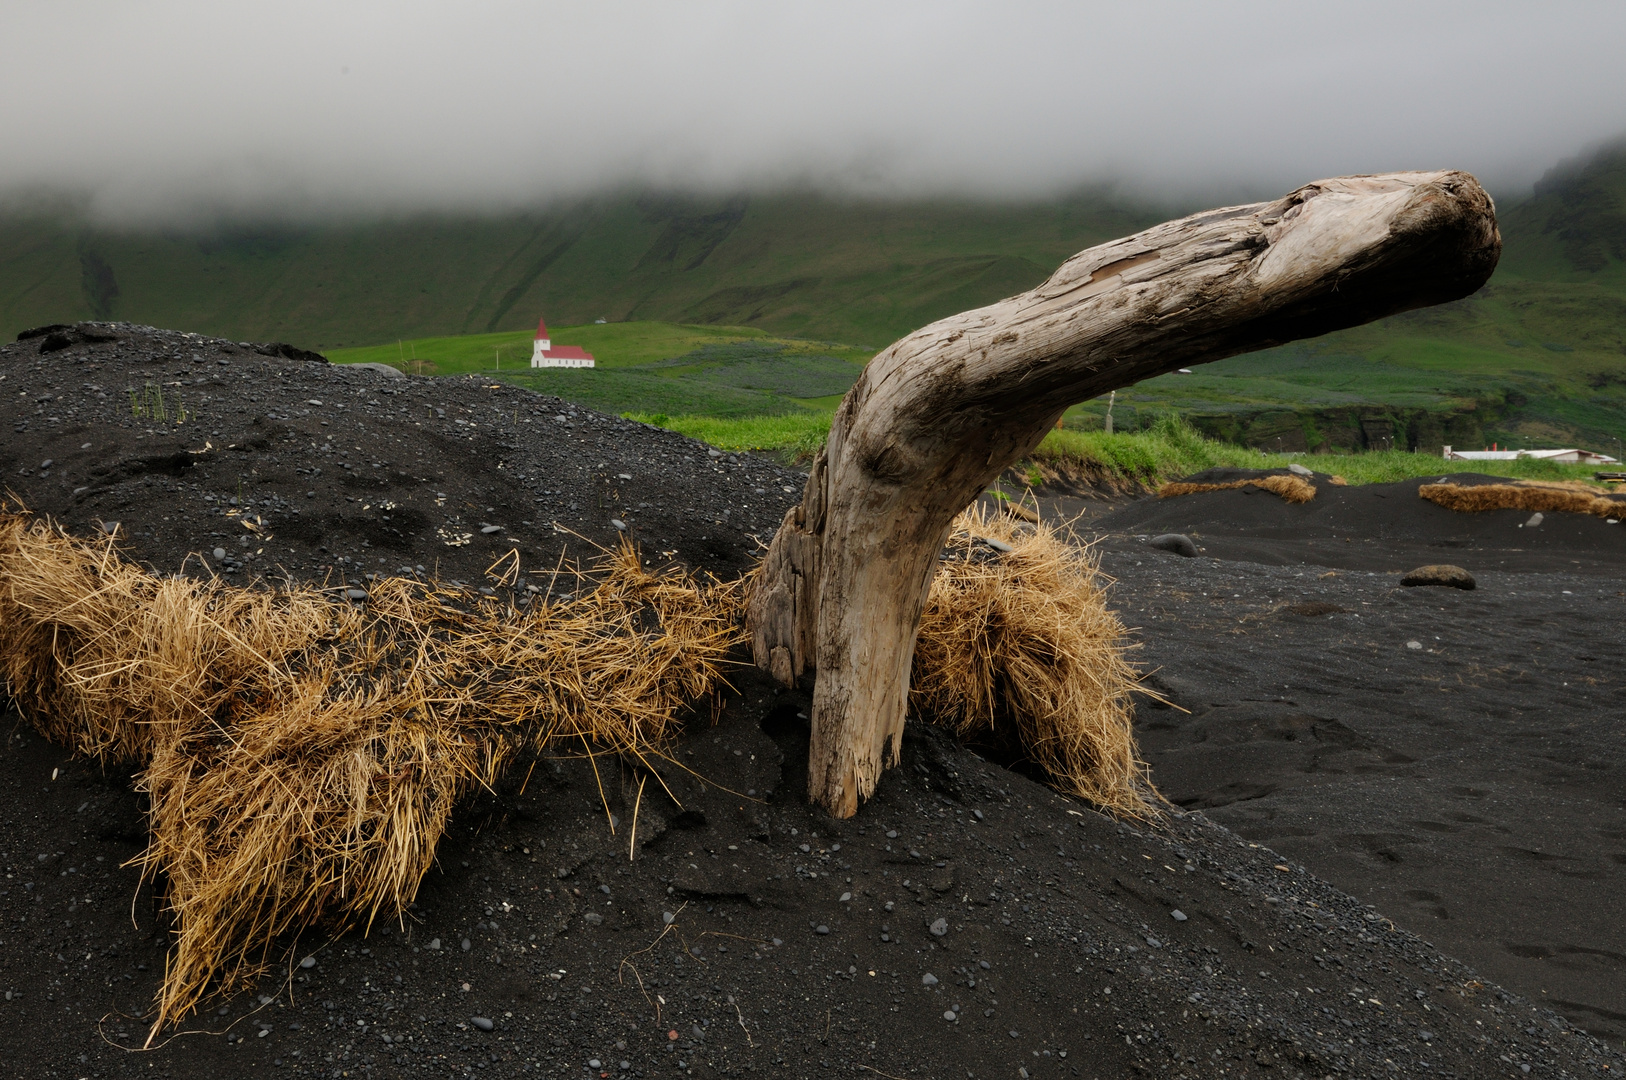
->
<box><xmin>5</xmin><ymin>3</ymin><xmax>1626</xmax><ymax>226</ymax></box>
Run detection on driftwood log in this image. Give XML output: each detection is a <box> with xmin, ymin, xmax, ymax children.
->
<box><xmin>747</xmin><ymin>171</ymin><xmax>1501</xmax><ymax>817</ymax></box>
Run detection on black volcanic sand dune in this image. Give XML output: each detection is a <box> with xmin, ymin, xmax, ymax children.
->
<box><xmin>0</xmin><ymin>322</ymin><xmax>793</xmax><ymax>590</ymax></box>
<box><xmin>0</xmin><ymin>324</ymin><xmax>1622</xmax><ymax>1078</ymax></box>
<box><xmin>1096</xmin><ymin>468</ymin><xmax>1626</xmax><ymax>574</ymax></box>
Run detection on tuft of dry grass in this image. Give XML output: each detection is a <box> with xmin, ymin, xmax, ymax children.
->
<box><xmin>1157</xmin><ymin>474</ymin><xmax>1316</xmax><ymax>503</ymax></box>
<box><xmin>911</xmin><ymin>508</ymin><xmax>1157</xmax><ymax>819</ymax></box>
<box><xmin>0</xmin><ymin>502</ymin><xmax>1159</xmax><ymax>1036</ymax></box>
<box><xmin>1419</xmin><ymin>481</ymin><xmax>1626</xmax><ymax>517</ymax></box>
<box><xmin>0</xmin><ymin>512</ymin><xmax>740</xmax><ymax>1039</ymax></box>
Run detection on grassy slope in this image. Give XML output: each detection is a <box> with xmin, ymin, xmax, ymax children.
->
<box><xmin>4</xmin><ymin>147</ymin><xmax>1625</xmax><ymax>447</ymax></box>
<box><xmin>648</xmin><ymin>411</ymin><xmax>1615</xmax><ymax>490</ymax></box>
<box><xmin>0</xmin><ymin>192</ymin><xmax>1157</xmax><ymax>350</ymax></box>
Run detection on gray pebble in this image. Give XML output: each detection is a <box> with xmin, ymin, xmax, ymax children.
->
<box><xmin>1288</xmin><ymin>462</ymin><xmax>1314</xmax><ymax>477</ymax></box>
<box><xmin>1525</xmin><ymin>512</ymin><xmax>1544</xmax><ymax>527</ymax></box>
<box><xmin>428</xmin><ymin>938</ymin><xmax>441</xmax><ymax>950</ymax></box>
<box><xmin>460</xmin><ymin>937</ymin><xmax>472</xmax><ymax>952</ymax></box>
<box><xmin>815</xmin><ymin>925</ymin><xmax>829</xmax><ymax>935</ymax></box>
<box><xmin>943</xmin><ymin>1010</ymin><xmax>958</xmax><ymax>1021</ymax></box>
<box><xmin>471</xmin><ymin>1016</ymin><xmax>493</xmax><ymax>1032</ymax></box>
<box><xmin>930</xmin><ymin>918</ymin><xmax>949</xmax><ymax>937</ymax></box>
<box><xmin>213</xmin><ymin>547</ymin><xmax>227</xmax><ymax>561</ymax></box>
<box><xmin>299</xmin><ymin>956</ymin><xmax>316</xmax><ymax>969</ymax></box>
<box><xmin>922</xmin><ymin>973</ymin><xmax>938</xmax><ymax>986</ymax></box>
<box><xmin>1171</xmin><ymin>909</ymin><xmax>1188</xmax><ymax>922</ymax></box>
<box><xmin>345</xmin><ymin>587</ymin><xmax>367</xmax><ymax>601</ymax></box>
<box><xmin>1149</xmin><ymin>533</ymin><xmax>1198</xmax><ymax>558</ymax></box>
<box><xmin>1145</xmin><ymin>935</ymin><xmax>1162</xmax><ymax>948</ymax></box>
<box><xmin>480</xmin><ymin>525</ymin><xmax>502</xmax><ymax>534</ymax></box>
<box><xmin>610</xmin><ymin>519</ymin><xmax>627</xmax><ymax>531</ymax></box>
<box><xmin>588</xmin><ymin>1059</ymin><xmax>602</xmax><ymax>1069</ymax></box>
<box><xmin>103</xmin><ymin>521</ymin><xmax>119</xmax><ymax>534</ymax></box>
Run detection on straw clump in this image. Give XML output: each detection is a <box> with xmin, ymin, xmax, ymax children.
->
<box><xmin>1419</xmin><ymin>481</ymin><xmax>1626</xmax><ymax>517</ymax></box>
<box><xmin>910</xmin><ymin>508</ymin><xmax>1156</xmax><ymax>819</ymax></box>
<box><xmin>0</xmin><ymin>503</ymin><xmax>1157</xmax><ymax>1036</ymax></box>
<box><xmin>0</xmin><ymin>512</ymin><xmax>741</xmax><ymax>1038</ymax></box>
<box><xmin>1158</xmin><ymin>474</ymin><xmax>1316</xmax><ymax>503</ymax></box>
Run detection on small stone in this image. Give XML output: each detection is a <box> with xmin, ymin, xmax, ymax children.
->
<box><xmin>1009</xmin><ymin>1029</ymin><xmax>1021</xmax><ymax>1039</ymax></box>
<box><xmin>461</xmin><ymin>937</ymin><xmax>472</xmax><ymax>952</ymax></box>
<box><xmin>480</xmin><ymin>525</ymin><xmax>502</xmax><ymax>534</ymax></box>
<box><xmin>1407</xmin><ymin>640</ymin><xmax>1424</xmax><ymax>650</ymax></box>
<box><xmin>972</xmin><ymin>809</ymin><xmax>983</xmax><ymax>821</ymax></box>
<box><xmin>662</xmin><ymin>911</ymin><xmax>676</xmax><ymax>925</ymax></box>
<box><xmin>345</xmin><ymin>588</ymin><xmax>368</xmax><ymax>601</ymax></box>
<box><xmin>584</xmin><ymin>912</ymin><xmax>603</xmax><ymax>926</ymax></box>
<box><xmin>213</xmin><ymin>547</ymin><xmax>227</xmax><ymax>561</ymax></box>
<box><xmin>922</xmin><ymin>973</ymin><xmax>938</xmax><ymax>986</ymax></box>
<box><xmin>1171</xmin><ymin>909</ymin><xmax>1187</xmax><ymax>922</ymax></box>
<box><xmin>815</xmin><ymin>925</ymin><xmax>829</xmax><ymax>935</ymax></box>
<box><xmin>1418</xmin><ymin>1029</ymin><xmax>1433</xmax><ymax>1042</ymax></box>
<box><xmin>471</xmin><ymin>1016</ymin><xmax>493</xmax><ymax>1032</ymax></box>
<box><xmin>930</xmin><ymin>918</ymin><xmax>949</xmax><ymax>937</ymax></box>
<box><xmin>1148</xmin><ymin>533</ymin><xmax>1198</xmax><ymax>558</ymax></box>
<box><xmin>103</xmin><ymin>521</ymin><xmax>119</xmax><ymax>535</ymax></box>
<box><xmin>1145</xmin><ymin>936</ymin><xmax>1162</xmax><ymax>948</ymax></box>
<box><xmin>306</xmin><ymin>399</ymin><xmax>323</xmax><ymax>407</ymax></box>
<box><xmin>1400</xmin><ymin>564</ymin><xmax>1475</xmax><ymax>590</ymax></box>
<box><xmin>39</xmin><ymin>459</ymin><xmax>53</xmax><ymax>469</ymax></box>
<box><xmin>610</xmin><ymin>519</ymin><xmax>627</xmax><ymax>531</ymax></box>
<box><xmin>428</xmin><ymin>938</ymin><xmax>441</xmax><ymax>950</ymax></box>
<box><xmin>1287</xmin><ymin>463</ymin><xmax>1314</xmax><ymax>477</ymax></box>
<box><xmin>943</xmin><ymin>1010</ymin><xmax>958</xmax><ymax>1022</ymax></box>
<box><xmin>589</xmin><ymin>1059</ymin><xmax>602</xmax><ymax>1069</ymax></box>
<box><xmin>978</xmin><ymin>960</ymin><xmax>991</xmax><ymax>970</ymax></box>
<box><xmin>839</xmin><ymin>892</ymin><xmax>852</xmax><ymax>902</ymax></box>
<box><xmin>299</xmin><ymin>956</ymin><xmax>316</xmax><ymax>969</ymax></box>
<box><xmin>885</xmin><ymin>830</ymin><xmax>898</xmax><ymax>839</ymax></box>
<box><xmin>1525</xmin><ymin>512</ymin><xmax>1544</xmax><ymax>527</ymax></box>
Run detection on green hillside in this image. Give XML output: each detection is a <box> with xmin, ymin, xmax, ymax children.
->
<box><xmin>328</xmin><ymin>321</ymin><xmax>871</xmax><ymax>419</ymax></box>
<box><xmin>5</xmin><ymin>145</ymin><xmax>1626</xmax><ymax>452</ymax></box>
<box><xmin>0</xmin><ymin>191</ymin><xmax>1158</xmax><ymax>349</ymax></box>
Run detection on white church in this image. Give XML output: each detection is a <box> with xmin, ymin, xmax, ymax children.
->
<box><xmin>529</xmin><ymin>317</ymin><xmax>595</xmax><ymax>368</ymax></box>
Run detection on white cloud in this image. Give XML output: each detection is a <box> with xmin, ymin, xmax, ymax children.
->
<box><xmin>5</xmin><ymin>0</ymin><xmax>1624</xmax><ymax>221</ymax></box>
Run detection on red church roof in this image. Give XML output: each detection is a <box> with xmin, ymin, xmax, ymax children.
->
<box><xmin>534</xmin><ymin>317</ymin><xmax>549</xmax><ymax>340</ymax></box>
<box><xmin>542</xmin><ymin>345</ymin><xmax>594</xmax><ymax>361</ymax></box>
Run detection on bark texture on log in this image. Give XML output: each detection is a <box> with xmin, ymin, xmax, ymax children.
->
<box><xmin>747</xmin><ymin>171</ymin><xmax>1501</xmax><ymax>817</ymax></box>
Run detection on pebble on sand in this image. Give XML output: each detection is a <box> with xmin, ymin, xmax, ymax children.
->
<box><xmin>929</xmin><ymin>918</ymin><xmax>949</xmax><ymax>937</ymax></box>
<box><xmin>1149</xmin><ymin>533</ymin><xmax>1199</xmax><ymax>558</ymax></box>
<box><xmin>1400</xmin><ymin>564</ymin><xmax>1475</xmax><ymax>590</ymax></box>
<box><xmin>471</xmin><ymin>1016</ymin><xmax>494</xmax><ymax>1032</ymax></box>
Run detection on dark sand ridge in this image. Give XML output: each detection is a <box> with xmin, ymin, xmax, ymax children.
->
<box><xmin>0</xmin><ymin>324</ymin><xmax>1621</xmax><ymax>1077</ymax></box>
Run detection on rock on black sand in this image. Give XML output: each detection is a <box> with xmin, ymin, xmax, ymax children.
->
<box><xmin>1148</xmin><ymin>533</ymin><xmax>1198</xmax><ymax>557</ymax></box>
<box><xmin>1400</xmin><ymin>563</ymin><xmax>1476</xmax><ymax>589</ymax></box>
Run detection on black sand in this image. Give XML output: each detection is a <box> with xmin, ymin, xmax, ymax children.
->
<box><xmin>0</xmin><ymin>324</ymin><xmax>1621</xmax><ymax>1078</ymax></box>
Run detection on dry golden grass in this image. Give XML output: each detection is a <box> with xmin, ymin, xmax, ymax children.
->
<box><xmin>0</xmin><ymin>503</ymin><xmax>1156</xmax><ymax>1037</ymax></box>
<box><xmin>0</xmin><ymin>513</ymin><xmax>740</xmax><ymax>1040</ymax></box>
<box><xmin>1419</xmin><ymin>481</ymin><xmax>1626</xmax><ymax>517</ymax></box>
<box><xmin>911</xmin><ymin>508</ymin><xmax>1156</xmax><ymax>819</ymax></box>
<box><xmin>1157</xmin><ymin>474</ymin><xmax>1316</xmax><ymax>503</ymax></box>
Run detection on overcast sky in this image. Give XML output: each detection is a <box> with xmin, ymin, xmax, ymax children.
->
<box><xmin>6</xmin><ymin>1</ymin><xmax>1625</xmax><ymax>223</ymax></box>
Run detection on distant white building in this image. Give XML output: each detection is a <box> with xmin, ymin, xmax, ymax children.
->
<box><xmin>1443</xmin><ymin>445</ymin><xmax>1619</xmax><ymax>465</ymax></box>
<box><xmin>529</xmin><ymin>317</ymin><xmax>595</xmax><ymax>369</ymax></box>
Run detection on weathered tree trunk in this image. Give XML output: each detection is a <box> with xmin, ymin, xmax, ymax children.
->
<box><xmin>747</xmin><ymin>172</ymin><xmax>1500</xmax><ymax>817</ymax></box>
